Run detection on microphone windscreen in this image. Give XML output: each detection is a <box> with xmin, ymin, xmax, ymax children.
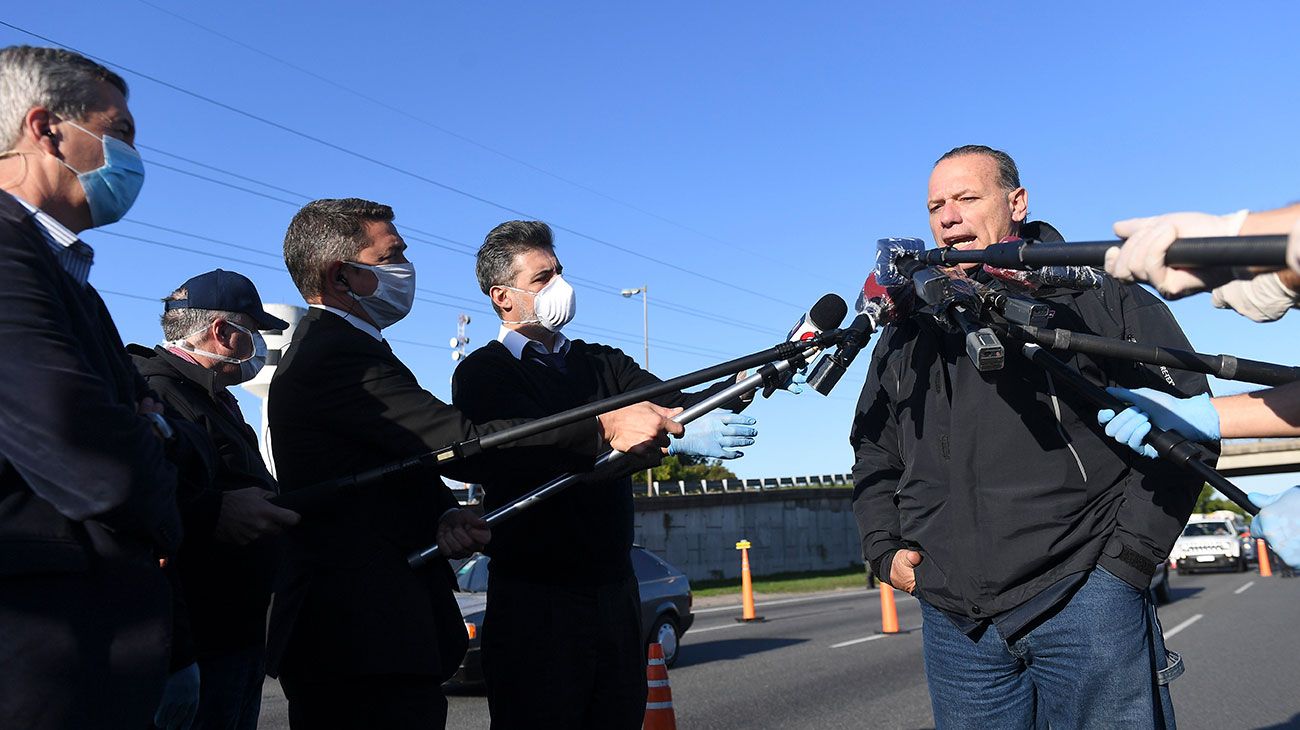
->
<box><xmin>874</xmin><ymin>237</ymin><xmax>928</xmax><ymax>286</ymax></box>
<box><xmin>809</xmin><ymin>293</ymin><xmax>849</xmax><ymax>331</ymax></box>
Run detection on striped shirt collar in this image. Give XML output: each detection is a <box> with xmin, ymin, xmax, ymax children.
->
<box><xmin>497</xmin><ymin>325</ymin><xmax>570</xmax><ymax>361</ymax></box>
<box><xmin>10</xmin><ymin>194</ymin><xmax>95</xmax><ymax>286</ymax></box>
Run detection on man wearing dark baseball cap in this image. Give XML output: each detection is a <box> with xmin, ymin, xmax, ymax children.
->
<box><xmin>127</xmin><ymin>268</ymin><xmax>299</xmax><ymax>730</ymax></box>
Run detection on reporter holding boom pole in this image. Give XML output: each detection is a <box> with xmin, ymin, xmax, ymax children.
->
<box><xmin>1099</xmin><ymin>203</ymin><xmax>1300</xmax><ymax>569</ymax></box>
<box><xmin>265</xmin><ymin>199</ymin><xmax>683</xmax><ymax>730</ymax></box>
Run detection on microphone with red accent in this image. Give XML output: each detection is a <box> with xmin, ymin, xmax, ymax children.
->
<box><xmin>765</xmin><ymin>293</ymin><xmax>849</xmax><ymax>396</ymax></box>
<box><xmin>806</xmin><ymin>273</ymin><xmax>908</xmax><ymax>395</ymax></box>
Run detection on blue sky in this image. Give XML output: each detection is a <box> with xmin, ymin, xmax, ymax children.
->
<box><xmin>5</xmin><ymin>2</ymin><xmax>1298</xmax><ymax>495</ymax></box>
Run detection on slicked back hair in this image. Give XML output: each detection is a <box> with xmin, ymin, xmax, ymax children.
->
<box><xmin>935</xmin><ymin>144</ymin><xmax>1021</xmax><ymax>192</ymax></box>
<box><xmin>283</xmin><ymin>198</ymin><xmax>394</xmax><ymax>300</ymax></box>
<box><xmin>0</xmin><ymin>45</ymin><xmax>128</xmax><ymax>150</ymax></box>
<box><xmin>476</xmin><ymin>220</ymin><xmax>555</xmax><ymax>315</ymax></box>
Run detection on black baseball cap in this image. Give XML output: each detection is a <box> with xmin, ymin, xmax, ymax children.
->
<box><xmin>163</xmin><ymin>269</ymin><xmax>291</xmax><ymax>331</ymax></box>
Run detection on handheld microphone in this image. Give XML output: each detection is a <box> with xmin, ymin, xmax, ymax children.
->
<box><xmin>806</xmin><ymin>273</ymin><xmax>902</xmax><ymax>395</ymax></box>
<box><xmin>765</xmin><ymin>293</ymin><xmax>848</xmax><ymax>396</ymax></box>
<box><xmin>874</xmin><ymin>237</ymin><xmax>929</xmax><ymax>287</ymax></box>
<box><xmin>982</xmin><ymin>264</ymin><xmax>1104</xmax><ymax>292</ymax></box>
<box><xmin>906</xmin><ymin>263</ymin><xmax>1006</xmax><ymax>372</ymax></box>
<box><xmin>975</xmin><ymin>286</ymin><xmax>1051</xmax><ymax>327</ymax></box>
<box><xmin>786</xmin><ymin>293</ymin><xmax>849</xmax><ymax>343</ymax></box>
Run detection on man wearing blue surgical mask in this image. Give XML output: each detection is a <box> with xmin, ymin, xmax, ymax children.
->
<box><xmin>127</xmin><ymin>269</ymin><xmax>301</xmax><ymax>730</ymax></box>
<box><xmin>0</xmin><ymin>46</ymin><xmax>184</xmax><ymax>730</ymax></box>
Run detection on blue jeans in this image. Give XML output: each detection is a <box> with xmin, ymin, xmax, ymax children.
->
<box><xmin>193</xmin><ymin>646</ymin><xmax>265</xmax><ymax>730</ymax></box>
<box><xmin>919</xmin><ymin>567</ymin><xmax>1181</xmax><ymax>730</ymax></box>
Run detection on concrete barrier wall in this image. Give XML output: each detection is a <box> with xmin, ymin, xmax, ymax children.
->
<box><xmin>632</xmin><ymin>488</ymin><xmax>863</xmax><ymax>582</ymax></box>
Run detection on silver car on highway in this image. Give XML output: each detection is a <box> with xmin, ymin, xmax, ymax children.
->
<box><xmin>448</xmin><ymin>546</ymin><xmax>695</xmax><ymax>686</ymax></box>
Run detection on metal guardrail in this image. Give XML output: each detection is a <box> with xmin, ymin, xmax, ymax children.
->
<box><xmin>634</xmin><ymin>473</ymin><xmax>854</xmax><ymax>497</ymax></box>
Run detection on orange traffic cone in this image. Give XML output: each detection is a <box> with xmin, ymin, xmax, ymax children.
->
<box><xmin>1258</xmin><ymin>539</ymin><xmax>1273</xmax><ymax>577</ymax></box>
<box><xmin>733</xmin><ymin>540</ymin><xmax>764</xmax><ymax>623</ymax></box>
<box><xmin>879</xmin><ymin>582</ymin><xmax>900</xmax><ymax>634</ymax></box>
<box><xmin>643</xmin><ymin>643</ymin><xmax>677</xmax><ymax>730</ymax></box>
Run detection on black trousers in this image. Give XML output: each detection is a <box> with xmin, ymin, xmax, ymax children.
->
<box><xmin>0</xmin><ymin>558</ymin><xmax>170</xmax><ymax>730</ymax></box>
<box><xmin>279</xmin><ymin>672</ymin><xmax>447</xmax><ymax>730</ymax></box>
<box><xmin>482</xmin><ymin>572</ymin><xmax>647</xmax><ymax>730</ymax></box>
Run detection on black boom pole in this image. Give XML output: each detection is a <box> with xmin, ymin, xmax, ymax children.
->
<box><xmin>272</xmin><ymin>332</ymin><xmax>835</xmax><ymax>514</ymax></box>
<box><xmin>907</xmin><ymin>235</ymin><xmax>1288</xmax><ymax>271</ymax></box>
<box><xmin>1006</xmin><ymin>324</ymin><xmax>1300</xmax><ymax>387</ymax></box>
<box><xmin>994</xmin><ymin>329</ymin><xmax>1259</xmax><ymax>515</ymax></box>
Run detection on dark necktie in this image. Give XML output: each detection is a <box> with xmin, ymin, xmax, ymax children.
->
<box><xmin>525</xmin><ymin>347</ymin><xmax>568</xmax><ymax>374</ymax></box>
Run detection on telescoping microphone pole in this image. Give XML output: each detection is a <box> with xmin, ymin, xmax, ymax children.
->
<box><xmin>272</xmin><ymin>331</ymin><xmax>838</xmax><ymax>515</ymax></box>
<box><xmin>978</xmin><ymin>320</ymin><xmax>1261</xmax><ymax>515</ymax></box>
<box><xmin>408</xmin><ymin>356</ymin><xmax>813</xmax><ymax>568</ymax></box>
<box><xmin>1005</xmin><ymin>324</ymin><xmax>1300</xmax><ymax>387</ymax></box>
<box><xmin>901</xmin><ymin>235</ymin><xmax>1288</xmax><ymax>271</ymax></box>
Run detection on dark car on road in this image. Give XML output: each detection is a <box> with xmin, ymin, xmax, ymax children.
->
<box><xmin>447</xmin><ymin>546</ymin><xmax>695</xmax><ymax>686</ymax></box>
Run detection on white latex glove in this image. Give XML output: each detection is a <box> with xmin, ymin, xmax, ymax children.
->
<box><xmin>1288</xmin><ymin>216</ymin><xmax>1300</xmax><ymax>275</ymax></box>
<box><xmin>1210</xmin><ymin>272</ymin><xmax>1299</xmax><ymax>322</ymax></box>
<box><xmin>1108</xmin><ymin>210</ymin><xmax>1249</xmax><ymax>298</ymax></box>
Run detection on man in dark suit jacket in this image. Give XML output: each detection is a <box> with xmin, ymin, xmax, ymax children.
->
<box><xmin>0</xmin><ymin>46</ymin><xmax>184</xmax><ymax>730</ymax></box>
<box><xmin>268</xmin><ymin>198</ymin><xmax>684</xmax><ymax>729</ymax></box>
<box><xmin>453</xmin><ymin>220</ymin><xmax>757</xmax><ymax>729</ymax></box>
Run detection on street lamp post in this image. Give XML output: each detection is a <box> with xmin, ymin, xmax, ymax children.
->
<box><xmin>621</xmin><ymin>285</ymin><xmax>654</xmax><ymax>495</ymax></box>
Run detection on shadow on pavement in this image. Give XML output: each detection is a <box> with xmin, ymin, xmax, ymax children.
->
<box><xmin>1255</xmin><ymin>712</ymin><xmax>1300</xmax><ymax>730</ymax></box>
<box><xmin>673</xmin><ymin>637</ymin><xmax>807</xmax><ymax>669</ymax></box>
<box><xmin>1165</xmin><ymin>585</ymin><xmax>1205</xmax><ymax>603</ymax></box>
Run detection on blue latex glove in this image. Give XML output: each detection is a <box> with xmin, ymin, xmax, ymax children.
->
<box><xmin>1097</xmin><ymin>387</ymin><xmax>1221</xmax><ymax>448</ymax></box>
<box><xmin>1097</xmin><ymin>405</ymin><xmax>1157</xmax><ymax>458</ymax></box>
<box><xmin>154</xmin><ymin>662</ymin><xmax>199</xmax><ymax>730</ymax></box>
<box><xmin>1249</xmin><ymin>488</ymin><xmax>1300</xmax><ymax>568</ymax></box>
<box><xmin>783</xmin><ymin>371</ymin><xmax>808</xmax><ymax>395</ymax></box>
<box><xmin>667</xmin><ymin>412</ymin><xmax>758</xmax><ymax>460</ymax></box>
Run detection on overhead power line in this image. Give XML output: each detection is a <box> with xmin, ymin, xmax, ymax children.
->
<box><xmin>132</xmin><ymin>0</ymin><xmax>840</xmax><ymax>287</ymax></box>
<box><xmin>116</xmin><ymin>146</ymin><xmax>778</xmax><ymax>334</ymax></box>
<box><xmin>0</xmin><ymin>20</ymin><xmax>804</xmax><ymax>309</ymax></box>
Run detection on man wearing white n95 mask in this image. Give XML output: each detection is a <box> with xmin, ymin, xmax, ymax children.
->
<box><xmin>268</xmin><ymin>200</ymin><xmax>683</xmax><ymax>729</ymax></box>
<box><xmin>452</xmin><ymin>220</ymin><xmax>757</xmax><ymax>729</ymax></box>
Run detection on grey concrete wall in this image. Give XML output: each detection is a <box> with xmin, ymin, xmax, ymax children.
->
<box><xmin>633</xmin><ymin>488</ymin><xmax>863</xmax><ymax>582</ymax></box>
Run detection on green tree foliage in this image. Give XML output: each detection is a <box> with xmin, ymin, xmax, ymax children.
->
<box><xmin>1193</xmin><ymin>484</ymin><xmax>1249</xmax><ymax>519</ymax></box>
<box><xmin>631</xmin><ymin>454</ymin><xmax>737</xmax><ymax>484</ymax></box>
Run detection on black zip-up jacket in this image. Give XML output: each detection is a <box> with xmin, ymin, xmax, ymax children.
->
<box><xmin>851</xmin><ymin>222</ymin><xmax>1209</xmax><ymax>621</ymax></box>
<box><xmin>129</xmin><ymin>344</ymin><xmax>279</xmax><ymax>656</ymax></box>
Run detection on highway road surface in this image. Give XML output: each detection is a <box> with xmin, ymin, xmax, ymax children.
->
<box><xmin>257</xmin><ymin>569</ymin><xmax>1299</xmax><ymax>729</ymax></box>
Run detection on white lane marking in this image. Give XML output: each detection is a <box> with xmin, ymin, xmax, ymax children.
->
<box><xmin>1163</xmin><ymin>614</ymin><xmax>1203</xmax><ymax>639</ymax></box>
<box><xmin>1234</xmin><ymin>581</ymin><xmax>1256</xmax><ymax>595</ymax></box>
<box><xmin>694</xmin><ymin>590</ymin><xmax>877</xmax><ymax>615</ymax></box>
<box><xmin>830</xmin><ymin>634</ymin><xmax>891</xmax><ymax>649</ymax></box>
<box><xmin>687</xmin><ymin>622</ymin><xmax>749</xmax><ymax>635</ymax></box>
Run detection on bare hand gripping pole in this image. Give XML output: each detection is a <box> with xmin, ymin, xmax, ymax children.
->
<box><xmin>904</xmin><ymin>235</ymin><xmax>1287</xmax><ymax>271</ymax></box>
<box><xmin>406</xmin><ymin>358</ymin><xmax>808</xmax><ymax>568</ymax></box>
<box><xmin>272</xmin><ymin>332</ymin><xmax>838</xmax><ymax>515</ymax></box>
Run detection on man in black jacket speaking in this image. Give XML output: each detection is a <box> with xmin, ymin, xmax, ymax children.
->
<box><xmin>852</xmin><ymin>146</ymin><xmax>1206</xmax><ymax>729</ymax></box>
<box><xmin>267</xmin><ymin>199</ymin><xmax>683</xmax><ymax>729</ymax></box>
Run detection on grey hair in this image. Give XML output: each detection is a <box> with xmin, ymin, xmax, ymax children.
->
<box><xmin>476</xmin><ymin>220</ymin><xmax>555</xmax><ymax>315</ymax></box>
<box><xmin>283</xmin><ymin>198</ymin><xmax>395</xmax><ymax>300</ymax></box>
<box><xmin>935</xmin><ymin>144</ymin><xmax>1021</xmax><ymax>192</ymax></box>
<box><xmin>0</xmin><ymin>46</ymin><xmax>129</xmax><ymax>150</ymax></box>
<box><xmin>160</xmin><ymin>287</ymin><xmax>242</xmax><ymax>342</ymax></box>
